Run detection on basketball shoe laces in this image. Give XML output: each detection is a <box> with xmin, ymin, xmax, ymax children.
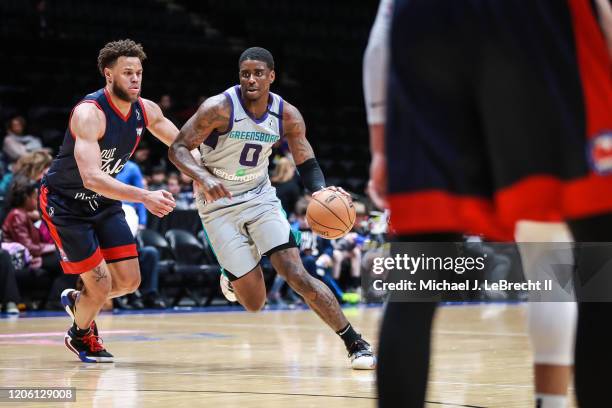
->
<box><xmin>347</xmin><ymin>338</ymin><xmax>370</xmax><ymax>357</ymax></box>
<box><xmin>81</xmin><ymin>331</ymin><xmax>104</xmax><ymax>353</ymax></box>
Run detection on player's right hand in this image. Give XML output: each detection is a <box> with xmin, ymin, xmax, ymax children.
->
<box><xmin>197</xmin><ymin>176</ymin><xmax>232</xmax><ymax>202</ymax></box>
<box><xmin>144</xmin><ymin>190</ymin><xmax>176</xmax><ymax>218</ymax></box>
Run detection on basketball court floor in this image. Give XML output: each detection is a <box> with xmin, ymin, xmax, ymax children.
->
<box><xmin>0</xmin><ymin>304</ymin><xmax>575</xmax><ymax>407</ymax></box>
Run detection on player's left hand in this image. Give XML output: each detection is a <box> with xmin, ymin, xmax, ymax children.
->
<box><xmin>313</xmin><ymin>186</ymin><xmax>352</xmax><ymax>202</ymax></box>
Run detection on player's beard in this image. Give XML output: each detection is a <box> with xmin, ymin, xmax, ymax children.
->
<box><xmin>113</xmin><ymin>82</ymin><xmax>139</xmax><ymax>103</ymax></box>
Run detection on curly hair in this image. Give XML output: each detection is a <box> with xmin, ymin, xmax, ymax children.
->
<box><xmin>97</xmin><ymin>39</ymin><xmax>147</xmax><ymax>76</ymax></box>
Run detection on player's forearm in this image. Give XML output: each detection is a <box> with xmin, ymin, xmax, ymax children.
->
<box><xmin>296</xmin><ymin>158</ymin><xmax>326</xmax><ymax>193</ymax></box>
<box><xmin>168</xmin><ymin>143</ymin><xmax>211</xmax><ymax>182</ymax></box>
<box><xmin>82</xmin><ymin>171</ymin><xmax>148</xmax><ymax>203</ymax></box>
<box><xmin>369</xmin><ymin>124</ymin><xmax>385</xmax><ymax>156</ymax></box>
<box><xmin>151</xmin><ymin>118</ymin><xmax>180</xmax><ymax>147</ymax></box>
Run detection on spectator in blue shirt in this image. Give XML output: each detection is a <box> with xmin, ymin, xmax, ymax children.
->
<box><xmin>116</xmin><ymin>160</ymin><xmax>147</xmax><ymax>229</ymax></box>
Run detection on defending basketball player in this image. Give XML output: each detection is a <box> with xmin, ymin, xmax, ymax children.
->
<box><xmin>169</xmin><ymin>47</ymin><xmax>375</xmax><ymax>369</ymax></box>
<box><xmin>41</xmin><ymin>40</ymin><xmax>179</xmax><ymax>362</ymax></box>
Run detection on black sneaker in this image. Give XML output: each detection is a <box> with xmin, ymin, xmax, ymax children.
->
<box><xmin>64</xmin><ymin>327</ymin><xmax>113</xmax><ymax>363</ymax></box>
<box><xmin>347</xmin><ymin>338</ymin><xmax>376</xmax><ymax>370</ymax></box>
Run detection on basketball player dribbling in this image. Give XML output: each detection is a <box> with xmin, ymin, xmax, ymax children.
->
<box><xmin>40</xmin><ymin>39</ymin><xmax>179</xmax><ymax>362</ymax></box>
<box><xmin>371</xmin><ymin>0</ymin><xmax>612</xmax><ymax>407</ymax></box>
<box><xmin>169</xmin><ymin>47</ymin><xmax>375</xmax><ymax>369</ymax></box>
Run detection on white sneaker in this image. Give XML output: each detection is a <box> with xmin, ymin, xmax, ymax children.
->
<box><xmin>5</xmin><ymin>302</ymin><xmax>19</xmax><ymax>315</ymax></box>
<box><xmin>348</xmin><ymin>338</ymin><xmax>377</xmax><ymax>370</ymax></box>
<box><xmin>220</xmin><ymin>272</ymin><xmax>237</xmax><ymax>302</ymax></box>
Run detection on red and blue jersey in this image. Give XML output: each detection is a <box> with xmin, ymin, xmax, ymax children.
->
<box><xmin>44</xmin><ymin>88</ymin><xmax>148</xmax><ymax>204</ymax></box>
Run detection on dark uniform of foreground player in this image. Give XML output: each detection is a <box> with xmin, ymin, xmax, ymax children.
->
<box><xmin>41</xmin><ymin>40</ymin><xmax>179</xmax><ymax>362</ymax></box>
<box><xmin>375</xmin><ymin>0</ymin><xmax>612</xmax><ymax>406</ymax></box>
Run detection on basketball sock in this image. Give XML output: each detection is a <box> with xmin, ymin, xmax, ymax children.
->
<box><xmin>72</xmin><ymin>322</ymin><xmax>91</xmax><ymax>337</ymax></box>
<box><xmin>567</xmin><ymin>214</ymin><xmax>612</xmax><ymax>407</ymax></box>
<box><xmin>337</xmin><ymin>323</ymin><xmax>360</xmax><ymax>348</ymax></box>
<box><xmin>574</xmin><ymin>302</ymin><xmax>612</xmax><ymax>407</ymax></box>
<box><xmin>535</xmin><ymin>394</ymin><xmax>567</xmax><ymax>408</ymax></box>
<box><xmin>378</xmin><ymin>302</ymin><xmax>437</xmax><ymax>407</ymax></box>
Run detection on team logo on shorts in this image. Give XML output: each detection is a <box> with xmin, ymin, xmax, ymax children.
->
<box><xmin>59</xmin><ymin>248</ymin><xmax>69</xmax><ymax>262</ymax></box>
<box><xmin>588</xmin><ymin>132</ymin><xmax>612</xmax><ymax>175</ymax></box>
<box><xmin>48</xmin><ymin>206</ymin><xmax>55</xmax><ymax>217</ymax></box>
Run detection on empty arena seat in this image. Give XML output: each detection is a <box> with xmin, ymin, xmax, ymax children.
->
<box><xmin>164</xmin><ymin>229</ymin><xmax>221</xmax><ymax>306</ymax></box>
<box><xmin>137</xmin><ymin>229</ymin><xmax>171</xmax><ymax>258</ymax></box>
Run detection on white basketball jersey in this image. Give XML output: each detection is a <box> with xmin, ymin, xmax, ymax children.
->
<box><xmin>199</xmin><ymin>85</ymin><xmax>283</xmax><ymax>195</ymax></box>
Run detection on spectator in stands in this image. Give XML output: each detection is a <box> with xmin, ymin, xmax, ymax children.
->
<box><xmin>286</xmin><ymin>198</ymin><xmax>359</xmax><ymax>303</ymax></box>
<box><xmin>138</xmin><ymin>245</ymin><xmax>167</xmax><ymax>309</ymax></box>
<box><xmin>2</xmin><ymin>116</ymin><xmax>45</xmax><ymax>164</ymax></box>
<box><xmin>167</xmin><ymin>173</ymin><xmax>193</xmax><ymax>209</ymax></box>
<box><xmin>333</xmin><ymin>203</ymin><xmax>368</xmax><ymax>293</ymax></box>
<box><xmin>0</xmin><ymin>150</ymin><xmax>53</xmax><ymax>197</ymax></box>
<box><xmin>158</xmin><ymin>94</ymin><xmax>179</xmax><ymax>126</ymax></box>
<box><xmin>271</xmin><ymin>157</ymin><xmax>302</xmax><ymax>215</ymax></box>
<box><xmin>13</xmin><ymin>150</ymin><xmax>52</xmax><ymax>182</ymax></box>
<box><xmin>0</xmin><ymin>248</ymin><xmax>21</xmax><ymax>314</ymax></box>
<box><xmin>116</xmin><ymin>160</ymin><xmax>148</xmax><ymax>230</ymax></box>
<box><xmin>133</xmin><ymin>141</ymin><xmax>153</xmax><ymax>176</ymax></box>
<box><xmin>31</xmin><ymin>0</ymin><xmax>56</xmax><ymax>39</ymax></box>
<box><xmin>2</xmin><ymin>177</ymin><xmax>61</xmax><ymax>277</ymax></box>
<box><xmin>148</xmin><ymin>165</ymin><xmax>167</xmax><ymax>191</ymax></box>
<box><xmin>177</xmin><ymin>95</ymin><xmax>207</xmax><ymax>124</ymax></box>
<box><xmin>179</xmin><ymin>172</ymin><xmax>196</xmax><ymax>208</ymax></box>
<box><xmin>118</xmin><ymin>205</ymin><xmax>166</xmax><ymax>309</ymax></box>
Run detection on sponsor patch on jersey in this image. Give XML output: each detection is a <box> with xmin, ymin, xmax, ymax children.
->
<box><xmin>588</xmin><ymin>132</ymin><xmax>612</xmax><ymax>175</ymax></box>
<box><xmin>213</xmin><ymin>167</ymin><xmax>264</xmax><ymax>182</ymax></box>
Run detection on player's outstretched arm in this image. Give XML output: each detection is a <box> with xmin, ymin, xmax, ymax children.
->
<box><xmin>72</xmin><ymin>103</ymin><xmax>176</xmax><ymax>218</ymax></box>
<box><xmin>141</xmin><ymin>98</ymin><xmax>180</xmax><ymax>146</ymax></box>
<box><xmin>168</xmin><ymin>94</ymin><xmax>232</xmax><ymax>202</ymax></box>
<box><xmin>283</xmin><ymin>102</ymin><xmax>349</xmax><ymax>199</ymax></box>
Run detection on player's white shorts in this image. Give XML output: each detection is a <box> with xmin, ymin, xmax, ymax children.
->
<box><xmin>197</xmin><ymin>181</ymin><xmax>293</xmax><ymax>279</ymax></box>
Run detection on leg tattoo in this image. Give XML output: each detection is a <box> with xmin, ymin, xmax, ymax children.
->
<box><xmin>272</xmin><ymin>249</ymin><xmax>348</xmax><ymax>331</ymax></box>
<box><xmin>93</xmin><ymin>266</ymin><xmax>107</xmax><ymax>283</ymax></box>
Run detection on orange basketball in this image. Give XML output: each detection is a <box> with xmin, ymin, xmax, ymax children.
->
<box><xmin>306</xmin><ymin>190</ymin><xmax>356</xmax><ymax>239</ymax></box>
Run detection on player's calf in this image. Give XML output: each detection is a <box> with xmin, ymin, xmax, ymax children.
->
<box><xmin>228</xmin><ymin>265</ymin><xmax>267</xmax><ymax>312</ymax></box>
<box><xmin>107</xmin><ymin>258</ymin><xmax>141</xmax><ymax>298</ymax></box>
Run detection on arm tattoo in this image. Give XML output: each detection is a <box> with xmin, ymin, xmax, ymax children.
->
<box><xmin>179</xmin><ymin>96</ymin><xmax>230</xmax><ymax>150</ymax></box>
<box><xmin>284</xmin><ymin>105</ymin><xmax>315</xmax><ymax>164</ymax></box>
<box><xmin>290</xmin><ymin>135</ymin><xmax>315</xmax><ymax>163</ymax></box>
<box><xmin>93</xmin><ymin>266</ymin><xmax>107</xmax><ymax>282</ymax></box>
<box><xmin>169</xmin><ymin>95</ymin><xmax>230</xmax><ymax>179</ymax></box>
<box><xmin>270</xmin><ymin>250</ymin><xmax>348</xmax><ymax>331</ymax></box>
